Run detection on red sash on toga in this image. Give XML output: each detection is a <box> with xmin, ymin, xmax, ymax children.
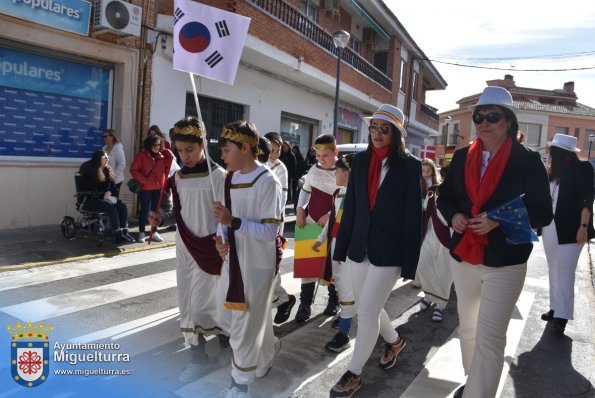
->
<box><xmin>421</xmin><ymin>186</ymin><xmax>451</xmax><ymax>249</ymax></box>
<box><xmin>168</xmin><ymin>176</ymin><xmax>222</xmax><ymax>275</ymax></box>
<box><xmin>308</xmin><ymin>186</ymin><xmax>333</xmax><ymax>223</ymax></box>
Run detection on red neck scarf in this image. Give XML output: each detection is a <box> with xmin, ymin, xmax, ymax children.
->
<box><xmin>368</xmin><ymin>145</ymin><xmax>390</xmax><ymax>210</ymax></box>
<box><xmin>454</xmin><ymin>136</ymin><xmax>512</xmax><ymax>265</ymax></box>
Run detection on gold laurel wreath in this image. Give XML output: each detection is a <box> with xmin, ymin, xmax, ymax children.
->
<box><xmin>220</xmin><ymin>128</ymin><xmax>258</xmax><ymax>148</ymax></box>
<box><xmin>173</xmin><ymin>125</ymin><xmax>204</xmax><ymax>139</ymax></box>
<box><xmin>314</xmin><ymin>143</ymin><xmax>336</xmax><ymax>151</ymax></box>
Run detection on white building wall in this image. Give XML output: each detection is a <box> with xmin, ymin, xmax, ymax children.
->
<box><xmin>150</xmin><ymin>49</ymin><xmax>363</xmax><ymax>140</ymax></box>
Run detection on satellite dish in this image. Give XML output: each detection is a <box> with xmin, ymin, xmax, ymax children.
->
<box><xmin>105</xmin><ymin>1</ymin><xmax>130</xmax><ymax>30</ymax></box>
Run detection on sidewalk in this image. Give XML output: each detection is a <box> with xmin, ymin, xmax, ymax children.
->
<box><xmin>0</xmin><ymin>205</ymin><xmax>297</xmax><ymax>271</ymax></box>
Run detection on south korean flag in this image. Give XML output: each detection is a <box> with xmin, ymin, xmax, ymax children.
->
<box><xmin>173</xmin><ymin>0</ymin><xmax>251</xmax><ymax>85</ymax></box>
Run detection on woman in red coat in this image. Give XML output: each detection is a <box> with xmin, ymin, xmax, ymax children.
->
<box><xmin>130</xmin><ymin>135</ymin><xmax>174</xmax><ymax>242</ymax></box>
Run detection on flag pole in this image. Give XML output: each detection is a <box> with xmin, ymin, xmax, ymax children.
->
<box><xmin>189</xmin><ymin>72</ymin><xmax>226</xmax><ymax>242</ymax></box>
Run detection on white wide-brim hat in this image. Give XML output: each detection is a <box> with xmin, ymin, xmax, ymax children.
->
<box><xmin>364</xmin><ymin>104</ymin><xmax>407</xmax><ymax>137</ymax></box>
<box><xmin>474</xmin><ymin>86</ymin><xmax>517</xmax><ymax>114</ymax></box>
<box><xmin>547</xmin><ymin>133</ymin><xmax>581</xmax><ymax>152</ymax></box>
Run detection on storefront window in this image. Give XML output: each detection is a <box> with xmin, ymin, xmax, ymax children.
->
<box><xmin>280</xmin><ymin>113</ymin><xmax>318</xmax><ymax>157</ymax></box>
<box><xmin>0</xmin><ymin>45</ymin><xmax>113</xmax><ymax>162</ymax></box>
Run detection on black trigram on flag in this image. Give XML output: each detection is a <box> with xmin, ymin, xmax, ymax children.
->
<box><xmin>205</xmin><ymin>51</ymin><xmax>224</xmax><ymax>68</ymax></box>
<box><xmin>215</xmin><ymin>20</ymin><xmax>230</xmax><ymax>37</ymax></box>
<box><xmin>174</xmin><ymin>8</ymin><xmax>184</xmax><ymax>25</ymax></box>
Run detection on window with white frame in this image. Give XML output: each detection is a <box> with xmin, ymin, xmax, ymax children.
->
<box><xmin>399</xmin><ymin>59</ymin><xmax>407</xmax><ymax>92</ymax></box>
<box><xmin>411</xmin><ymin>70</ymin><xmax>418</xmax><ymax>100</ymax></box>
<box><xmin>300</xmin><ymin>0</ymin><xmax>318</xmax><ymax>21</ymax></box>
<box><xmin>555</xmin><ymin>126</ymin><xmax>569</xmax><ymax>135</ymax></box>
<box><xmin>518</xmin><ymin>122</ymin><xmax>542</xmax><ymax>146</ymax></box>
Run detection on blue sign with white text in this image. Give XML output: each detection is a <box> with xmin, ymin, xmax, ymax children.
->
<box><xmin>0</xmin><ymin>0</ymin><xmax>92</xmax><ymax>36</ymax></box>
<box><xmin>0</xmin><ymin>47</ymin><xmax>112</xmax><ymax>160</ymax></box>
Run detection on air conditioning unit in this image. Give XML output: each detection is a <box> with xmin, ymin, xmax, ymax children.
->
<box><xmin>323</xmin><ymin>0</ymin><xmax>340</xmax><ymax>13</ymax></box>
<box><xmin>362</xmin><ymin>27</ymin><xmax>376</xmax><ymax>43</ymax></box>
<box><xmin>94</xmin><ymin>0</ymin><xmax>142</xmax><ymax>37</ymax></box>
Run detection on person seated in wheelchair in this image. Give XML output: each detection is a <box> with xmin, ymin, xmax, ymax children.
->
<box><xmin>79</xmin><ymin>150</ymin><xmax>134</xmax><ymax>244</ymax></box>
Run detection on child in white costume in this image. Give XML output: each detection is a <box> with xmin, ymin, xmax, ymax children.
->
<box><xmin>295</xmin><ymin>134</ymin><xmax>340</xmax><ymax>322</ymax></box>
<box><xmin>312</xmin><ymin>153</ymin><xmax>356</xmax><ymax>353</ymax></box>
<box><xmin>214</xmin><ymin>121</ymin><xmax>283</xmax><ymax>398</ymax></box>
<box><xmin>264</xmin><ymin>132</ymin><xmax>296</xmax><ymax>324</ymax></box>
<box><xmin>149</xmin><ymin>117</ymin><xmax>227</xmax><ymax>383</ymax></box>
<box><xmin>416</xmin><ymin>159</ymin><xmax>453</xmax><ymax>322</ymax></box>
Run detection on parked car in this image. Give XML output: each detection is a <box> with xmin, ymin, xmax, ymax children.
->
<box><xmin>337</xmin><ymin>143</ymin><xmax>367</xmax><ymax>156</ymax></box>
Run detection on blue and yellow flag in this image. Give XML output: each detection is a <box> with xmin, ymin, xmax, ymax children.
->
<box><xmin>486</xmin><ymin>195</ymin><xmax>538</xmax><ymax>245</ymax></box>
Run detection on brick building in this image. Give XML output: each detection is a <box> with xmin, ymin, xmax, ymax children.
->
<box><xmin>436</xmin><ymin>75</ymin><xmax>595</xmax><ymax>165</ymax></box>
<box><xmin>0</xmin><ymin>0</ymin><xmax>163</xmax><ymax>228</ymax></box>
<box><xmin>148</xmin><ymin>0</ymin><xmax>446</xmax><ymax>159</ymax></box>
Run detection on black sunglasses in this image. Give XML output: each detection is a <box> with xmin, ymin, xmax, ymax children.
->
<box><xmin>472</xmin><ymin>112</ymin><xmax>504</xmax><ymax>125</ymax></box>
<box><xmin>368</xmin><ymin>124</ymin><xmax>391</xmax><ymax>135</ymax></box>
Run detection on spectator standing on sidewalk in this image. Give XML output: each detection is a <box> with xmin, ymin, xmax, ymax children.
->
<box><xmin>130</xmin><ymin>135</ymin><xmax>174</xmax><ymax>243</ymax></box>
<box><xmin>102</xmin><ymin>129</ymin><xmax>126</xmax><ymax>199</ymax></box>
<box><xmin>437</xmin><ymin>87</ymin><xmax>553</xmax><ymax>398</ymax></box>
<box><xmin>541</xmin><ymin>133</ymin><xmax>595</xmax><ymax>333</ymax></box>
<box><xmin>329</xmin><ymin>104</ymin><xmax>422</xmax><ymax>398</ymax></box>
<box><xmin>280</xmin><ymin>140</ymin><xmax>296</xmax><ymax>204</ymax></box>
<box><xmin>148</xmin><ymin>124</ymin><xmax>171</xmax><ymax>150</ymax></box>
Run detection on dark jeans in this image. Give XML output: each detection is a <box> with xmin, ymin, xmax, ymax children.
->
<box><xmin>83</xmin><ymin>199</ymin><xmax>128</xmax><ymax>230</ymax></box>
<box><xmin>113</xmin><ymin>182</ymin><xmax>123</xmax><ymax>199</ymax></box>
<box><xmin>138</xmin><ymin>189</ymin><xmax>161</xmax><ymax>233</ymax></box>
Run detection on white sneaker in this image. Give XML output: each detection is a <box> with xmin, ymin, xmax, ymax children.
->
<box><xmin>219</xmin><ymin>387</ymin><xmax>251</xmax><ymax>398</ymax></box>
<box><xmin>152</xmin><ymin>231</ymin><xmax>164</xmax><ymax>242</ymax></box>
<box><xmin>178</xmin><ymin>362</ymin><xmax>201</xmax><ymax>383</ymax></box>
<box><xmin>256</xmin><ymin>337</ymin><xmax>281</xmax><ymax>378</ymax></box>
<box><xmin>137</xmin><ymin>232</ymin><xmax>145</xmax><ymax>243</ymax></box>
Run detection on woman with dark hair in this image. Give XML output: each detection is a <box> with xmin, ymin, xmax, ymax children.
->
<box><xmin>79</xmin><ymin>150</ymin><xmax>133</xmax><ymax>243</ymax></box>
<box><xmin>541</xmin><ymin>133</ymin><xmax>594</xmax><ymax>333</ymax></box>
<box><xmin>329</xmin><ymin>104</ymin><xmax>422</xmax><ymax>398</ymax></box>
<box><xmin>421</xmin><ymin>158</ymin><xmax>440</xmax><ymax>197</ymax></box>
<box><xmin>148</xmin><ymin>124</ymin><xmax>171</xmax><ymax>150</ymax></box>
<box><xmin>437</xmin><ymin>87</ymin><xmax>553</xmax><ymax>398</ymax></box>
<box><xmin>279</xmin><ymin>140</ymin><xmax>296</xmax><ymax>203</ymax></box>
<box><xmin>130</xmin><ymin>135</ymin><xmax>174</xmax><ymax>243</ymax></box>
<box><xmin>305</xmin><ymin>146</ymin><xmax>317</xmax><ymax>172</ymax></box>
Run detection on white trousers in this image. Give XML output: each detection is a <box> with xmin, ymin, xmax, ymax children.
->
<box><xmin>347</xmin><ymin>258</ymin><xmax>401</xmax><ymax>375</ymax></box>
<box><xmin>542</xmin><ymin>221</ymin><xmax>583</xmax><ymax>320</ymax></box>
<box><xmin>417</xmin><ymin>220</ymin><xmax>453</xmax><ymax>307</ymax></box>
<box><xmin>450</xmin><ymin>259</ymin><xmax>526</xmax><ymax>398</ymax></box>
<box><xmin>272</xmin><ymin>274</ymin><xmax>289</xmax><ymax>307</ymax></box>
<box><xmin>176</xmin><ymin>241</ymin><xmax>220</xmax><ymax>347</ymax></box>
<box><xmin>332</xmin><ymin>258</ymin><xmax>356</xmax><ymax>319</ymax></box>
<box><xmin>217</xmin><ymin>262</ymin><xmax>276</xmax><ymax>385</ymax></box>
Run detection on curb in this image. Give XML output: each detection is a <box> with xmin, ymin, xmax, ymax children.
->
<box><xmin>0</xmin><ymin>241</ymin><xmax>176</xmax><ymax>273</ymax></box>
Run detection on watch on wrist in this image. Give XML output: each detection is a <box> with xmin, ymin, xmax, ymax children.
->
<box><xmin>581</xmin><ymin>223</ymin><xmax>588</xmax><ymax>228</ymax></box>
<box><xmin>230</xmin><ymin>217</ymin><xmax>242</xmax><ymax>231</ymax></box>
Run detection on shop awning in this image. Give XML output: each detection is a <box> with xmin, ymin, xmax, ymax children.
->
<box><xmin>345</xmin><ymin>0</ymin><xmax>391</xmax><ymax>42</ymax></box>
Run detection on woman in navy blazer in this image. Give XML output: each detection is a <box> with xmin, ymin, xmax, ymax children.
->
<box><xmin>541</xmin><ymin>133</ymin><xmax>595</xmax><ymax>333</ymax></box>
<box><xmin>329</xmin><ymin>104</ymin><xmax>422</xmax><ymax>398</ymax></box>
<box><xmin>437</xmin><ymin>87</ymin><xmax>552</xmax><ymax>398</ymax></box>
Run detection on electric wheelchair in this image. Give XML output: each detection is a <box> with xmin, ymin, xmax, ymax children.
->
<box><xmin>60</xmin><ymin>173</ymin><xmax>111</xmax><ymax>247</ymax></box>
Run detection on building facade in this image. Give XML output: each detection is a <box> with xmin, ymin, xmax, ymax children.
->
<box><xmin>436</xmin><ymin>75</ymin><xmax>595</xmax><ymax>165</ymax></box>
<box><xmin>148</xmin><ymin>0</ymin><xmax>446</xmax><ymax>163</ymax></box>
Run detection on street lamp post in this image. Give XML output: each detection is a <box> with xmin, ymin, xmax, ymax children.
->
<box><xmin>588</xmin><ymin>134</ymin><xmax>595</xmax><ymax>161</ymax></box>
<box><xmin>332</xmin><ymin>30</ymin><xmax>350</xmax><ymax>137</ymax></box>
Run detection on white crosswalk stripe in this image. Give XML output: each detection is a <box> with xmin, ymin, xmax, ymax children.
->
<box><xmin>0</xmin><ymin>241</ymin><xmax>542</xmax><ymax>398</ymax></box>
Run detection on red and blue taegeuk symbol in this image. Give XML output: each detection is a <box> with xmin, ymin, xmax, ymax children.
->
<box><xmin>179</xmin><ymin>22</ymin><xmax>211</xmax><ymax>53</ymax></box>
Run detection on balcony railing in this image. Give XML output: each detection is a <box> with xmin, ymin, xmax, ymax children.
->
<box><xmin>247</xmin><ymin>0</ymin><xmax>392</xmax><ymax>91</ymax></box>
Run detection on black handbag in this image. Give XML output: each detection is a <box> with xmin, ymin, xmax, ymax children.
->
<box><xmin>126</xmin><ymin>178</ymin><xmax>141</xmax><ymax>193</ymax></box>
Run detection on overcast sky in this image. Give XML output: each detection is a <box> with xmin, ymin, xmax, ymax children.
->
<box><xmin>384</xmin><ymin>0</ymin><xmax>595</xmax><ymax>113</ymax></box>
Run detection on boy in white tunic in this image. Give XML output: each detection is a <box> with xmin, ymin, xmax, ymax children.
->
<box><xmin>265</xmin><ymin>132</ymin><xmax>296</xmax><ymax>324</ymax></box>
<box><xmin>295</xmin><ymin>134</ymin><xmax>340</xmax><ymax>322</ymax></box>
<box><xmin>213</xmin><ymin>121</ymin><xmax>283</xmax><ymax>398</ymax></box>
<box><xmin>148</xmin><ymin>117</ymin><xmax>227</xmax><ymax>382</ymax></box>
